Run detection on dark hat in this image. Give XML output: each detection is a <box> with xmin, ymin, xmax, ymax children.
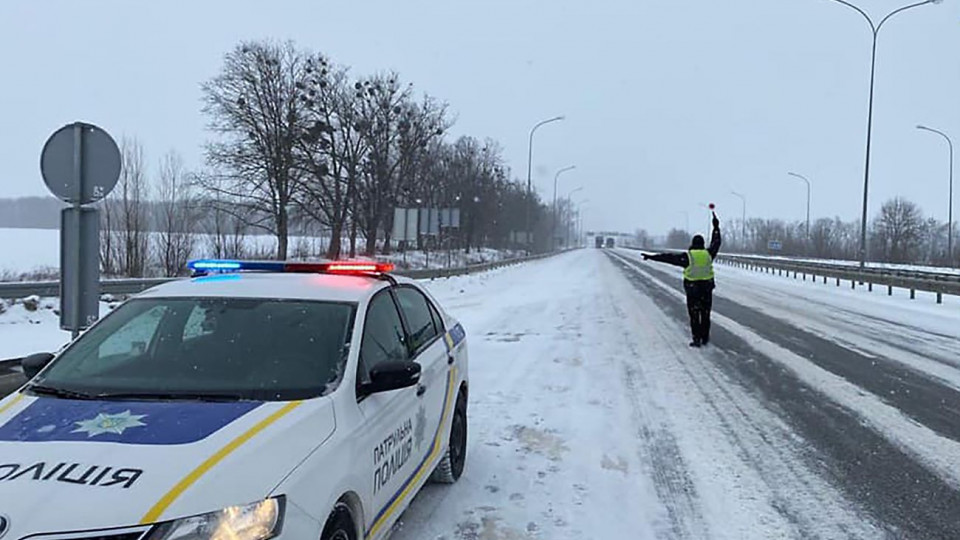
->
<box><xmin>691</xmin><ymin>235</ymin><xmax>705</xmax><ymax>249</ymax></box>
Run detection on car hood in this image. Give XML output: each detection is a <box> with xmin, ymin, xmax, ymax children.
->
<box><xmin>0</xmin><ymin>392</ymin><xmax>335</xmax><ymax>537</ymax></box>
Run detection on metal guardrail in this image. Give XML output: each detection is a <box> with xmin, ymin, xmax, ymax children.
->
<box><xmin>0</xmin><ymin>277</ymin><xmax>175</xmax><ymax>300</ymax></box>
<box><xmin>717</xmin><ymin>253</ymin><xmax>960</xmax><ymax>302</ymax></box>
<box><xmin>719</xmin><ymin>253</ymin><xmax>960</xmax><ymax>283</ymax></box>
<box><xmin>622</xmin><ymin>248</ymin><xmax>960</xmax><ymax>303</ymax></box>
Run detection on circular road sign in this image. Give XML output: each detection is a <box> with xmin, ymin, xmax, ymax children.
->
<box><xmin>40</xmin><ymin>122</ymin><xmax>121</xmax><ymax>204</ymax></box>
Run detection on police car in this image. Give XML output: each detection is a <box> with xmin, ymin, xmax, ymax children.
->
<box><xmin>0</xmin><ymin>260</ymin><xmax>469</xmax><ymax>540</ymax></box>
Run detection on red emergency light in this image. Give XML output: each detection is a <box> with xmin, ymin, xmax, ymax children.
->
<box><xmin>320</xmin><ymin>262</ymin><xmax>395</xmax><ymax>275</ymax></box>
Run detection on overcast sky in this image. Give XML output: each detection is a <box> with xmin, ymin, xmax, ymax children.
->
<box><xmin>1</xmin><ymin>0</ymin><xmax>957</xmax><ymax>236</ymax></box>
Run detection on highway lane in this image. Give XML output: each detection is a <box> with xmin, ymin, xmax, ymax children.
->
<box><xmin>608</xmin><ymin>249</ymin><xmax>960</xmax><ymax>538</ymax></box>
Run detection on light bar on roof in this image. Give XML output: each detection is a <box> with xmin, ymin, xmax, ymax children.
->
<box><xmin>186</xmin><ymin>259</ymin><xmax>395</xmax><ymax>276</ymax></box>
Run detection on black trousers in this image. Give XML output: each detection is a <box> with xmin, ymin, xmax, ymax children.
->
<box><xmin>684</xmin><ymin>280</ymin><xmax>715</xmax><ymax>342</ymax></box>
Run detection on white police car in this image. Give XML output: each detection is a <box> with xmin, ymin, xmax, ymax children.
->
<box><xmin>0</xmin><ymin>260</ymin><xmax>469</xmax><ymax>540</ymax></box>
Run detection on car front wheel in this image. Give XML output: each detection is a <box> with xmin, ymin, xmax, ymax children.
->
<box><xmin>431</xmin><ymin>392</ymin><xmax>467</xmax><ymax>484</ymax></box>
<box><xmin>321</xmin><ymin>503</ymin><xmax>357</xmax><ymax>540</ymax></box>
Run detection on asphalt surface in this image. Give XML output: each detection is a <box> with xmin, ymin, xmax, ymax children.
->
<box><xmin>607</xmin><ymin>250</ymin><xmax>960</xmax><ymax>539</ymax></box>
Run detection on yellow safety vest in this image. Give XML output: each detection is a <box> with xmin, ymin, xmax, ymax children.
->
<box><xmin>684</xmin><ymin>249</ymin><xmax>715</xmax><ymax>281</ymax></box>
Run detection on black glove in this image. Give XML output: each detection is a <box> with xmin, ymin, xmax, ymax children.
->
<box><xmin>642</xmin><ymin>253</ymin><xmax>651</xmax><ymax>260</ymax></box>
<box><xmin>712</xmin><ymin>213</ymin><xmax>720</xmax><ymax>228</ymax></box>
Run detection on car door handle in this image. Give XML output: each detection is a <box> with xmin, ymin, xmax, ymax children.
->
<box><xmin>416</xmin><ymin>385</ymin><xmax>427</xmax><ymax>397</ymax></box>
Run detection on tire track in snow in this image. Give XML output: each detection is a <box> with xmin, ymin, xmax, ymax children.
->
<box><xmin>393</xmin><ymin>253</ymin><xmax>666</xmax><ymax>539</ymax></box>
<box><xmin>602</xmin><ymin>290</ymin><xmax>708</xmax><ymax>539</ymax></box>
<box><xmin>633</xmin><ymin>252</ymin><xmax>960</xmax><ymax>445</ymax></box>
<box><xmin>714</xmin><ymin>266</ymin><xmax>960</xmax><ymax>388</ymax></box>
<box><xmin>606</xmin><ymin>254</ymin><xmax>882</xmax><ymax>539</ymax></box>
<box><xmin>609</xmin><ymin>250</ymin><xmax>960</xmax><ymax>538</ymax></box>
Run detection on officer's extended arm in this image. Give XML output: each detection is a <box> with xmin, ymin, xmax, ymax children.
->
<box><xmin>642</xmin><ymin>252</ymin><xmax>689</xmax><ymax>268</ymax></box>
<box><xmin>707</xmin><ymin>214</ymin><xmax>722</xmax><ymax>259</ymax></box>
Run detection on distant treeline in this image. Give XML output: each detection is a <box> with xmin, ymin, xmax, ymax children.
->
<box><xmin>0</xmin><ymin>196</ymin><xmax>278</xmax><ymax>235</ymax></box>
<box><xmin>0</xmin><ymin>197</ymin><xmax>61</xmax><ymax>229</ymax></box>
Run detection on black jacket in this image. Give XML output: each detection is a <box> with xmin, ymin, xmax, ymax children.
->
<box><xmin>646</xmin><ymin>224</ymin><xmax>722</xmax><ymax>272</ymax></box>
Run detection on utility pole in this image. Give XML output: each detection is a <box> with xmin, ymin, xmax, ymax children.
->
<box><xmin>823</xmin><ymin>0</ymin><xmax>942</xmax><ymax>268</ymax></box>
<box><xmin>524</xmin><ymin>115</ymin><xmax>564</xmax><ymax>252</ymax></box>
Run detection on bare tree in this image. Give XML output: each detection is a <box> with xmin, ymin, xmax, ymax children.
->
<box><xmin>199</xmin><ymin>185</ymin><xmax>249</xmax><ymax>260</ymax></box>
<box><xmin>201</xmin><ymin>40</ymin><xmax>311</xmax><ymax>260</ymax></box>
<box><xmin>872</xmin><ymin>197</ymin><xmax>925</xmax><ymax>263</ymax></box>
<box><xmin>100</xmin><ymin>138</ymin><xmax>152</xmax><ymax>277</ymax></box>
<box><xmin>156</xmin><ymin>151</ymin><xmax>197</xmax><ymax>276</ymax></box>
<box><xmin>353</xmin><ymin>74</ymin><xmax>449</xmax><ymax>255</ymax></box>
<box><xmin>98</xmin><ymin>193</ymin><xmax>119</xmax><ymax>276</ymax></box>
<box><xmin>293</xmin><ymin>57</ymin><xmax>369</xmax><ymax>259</ymax></box>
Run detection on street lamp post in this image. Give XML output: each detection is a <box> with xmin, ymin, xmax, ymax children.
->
<box><xmin>824</xmin><ymin>0</ymin><xmax>942</xmax><ymax>269</ymax></box>
<box><xmin>917</xmin><ymin>124</ymin><xmax>955</xmax><ymax>264</ymax></box>
<box><xmin>524</xmin><ymin>115</ymin><xmax>565</xmax><ymax>251</ymax></box>
<box><xmin>564</xmin><ymin>187</ymin><xmax>583</xmax><ymax>247</ymax></box>
<box><xmin>577</xmin><ymin>200</ymin><xmax>590</xmax><ymax>247</ymax></box>
<box><xmin>552</xmin><ymin>165</ymin><xmax>576</xmax><ymax>250</ymax></box>
<box><xmin>730</xmin><ymin>192</ymin><xmax>746</xmax><ymax>251</ymax></box>
<box><xmin>787</xmin><ymin>172</ymin><xmax>812</xmax><ymax>239</ymax></box>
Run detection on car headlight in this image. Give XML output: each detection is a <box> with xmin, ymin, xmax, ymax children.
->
<box><xmin>146</xmin><ymin>496</ymin><xmax>284</xmax><ymax>540</ymax></box>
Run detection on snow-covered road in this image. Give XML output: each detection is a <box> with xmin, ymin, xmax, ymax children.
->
<box><xmin>395</xmin><ymin>249</ymin><xmax>888</xmax><ymax>539</ymax></box>
<box><xmin>3</xmin><ymin>249</ymin><xmax>960</xmax><ymax>538</ymax></box>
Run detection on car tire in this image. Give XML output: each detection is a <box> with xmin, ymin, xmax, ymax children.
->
<box><xmin>321</xmin><ymin>503</ymin><xmax>357</xmax><ymax>540</ymax></box>
<box><xmin>431</xmin><ymin>392</ymin><xmax>467</xmax><ymax>484</ymax></box>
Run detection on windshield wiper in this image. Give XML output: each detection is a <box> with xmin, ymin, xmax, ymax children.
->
<box><xmin>28</xmin><ymin>384</ymin><xmax>97</xmax><ymax>400</ymax></box>
<box><xmin>92</xmin><ymin>391</ymin><xmax>245</xmax><ymax>402</ymax></box>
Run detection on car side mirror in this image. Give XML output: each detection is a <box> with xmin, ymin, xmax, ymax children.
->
<box><xmin>361</xmin><ymin>361</ymin><xmax>421</xmax><ymax>396</ymax></box>
<box><xmin>22</xmin><ymin>353</ymin><xmax>55</xmax><ymax>380</ymax></box>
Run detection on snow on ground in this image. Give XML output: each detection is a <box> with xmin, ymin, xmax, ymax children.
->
<box><xmin>0</xmin><ymin>227</ymin><xmax>521</xmax><ymax>277</ymax></box>
<box><xmin>614</xmin><ymin>248</ymin><xmax>960</xmax><ymax>490</ymax></box>
<box><xmin>392</xmin><ymin>250</ymin><xmax>878</xmax><ymax>539</ymax></box>
<box><xmin>0</xmin><ymin>298</ymin><xmax>122</xmax><ymax>360</ymax></box>
<box><xmin>624</xmin><ymin>248</ymin><xmax>960</xmax><ymax>389</ymax></box>
<box><xmin>709</xmin><ymin>260</ymin><xmax>960</xmax><ymax>390</ymax></box>
<box><xmin>0</xmin><ymin>249</ymin><xmax>886</xmax><ymax>538</ymax></box>
<box><xmin>383</xmin><ymin>247</ymin><xmax>525</xmax><ymax>271</ymax></box>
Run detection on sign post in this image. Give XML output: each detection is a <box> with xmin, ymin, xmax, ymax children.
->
<box><xmin>40</xmin><ymin>122</ymin><xmax>121</xmax><ymax>337</ymax></box>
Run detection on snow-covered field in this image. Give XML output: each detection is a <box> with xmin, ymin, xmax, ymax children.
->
<box><xmin>3</xmin><ymin>249</ymin><xmax>960</xmax><ymax>537</ymax></box>
<box><xmin>0</xmin><ymin>227</ymin><xmax>520</xmax><ymax>277</ymax></box>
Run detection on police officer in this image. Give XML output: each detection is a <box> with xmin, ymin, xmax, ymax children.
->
<box><xmin>642</xmin><ymin>213</ymin><xmax>722</xmax><ymax>347</ymax></box>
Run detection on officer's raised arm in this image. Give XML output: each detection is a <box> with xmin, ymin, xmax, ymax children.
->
<box><xmin>708</xmin><ymin>213</ymin><xmax>722</xmax><ymax>259</ymax></box>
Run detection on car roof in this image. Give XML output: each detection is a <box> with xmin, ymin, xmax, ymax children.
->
<box><xmin>137</xmin><ymin>272</ymin><xmax>400</xmax><ymax>303</ymax></box>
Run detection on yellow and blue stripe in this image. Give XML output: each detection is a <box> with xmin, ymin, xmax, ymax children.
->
<box><xmin>365</xmin><ymin>366</ymin><xmax>458</xmax><ymax>539</ymax></box>
<box><xmin>444</xmin><ymin>322</ymin><xmax>466</xmax><ymax>352</ymax></box>
<box><xmin>139</xmin><ymin>401</ymin><xmax>303</xmax><ymax>524</ymax></box>
<box><xmin>0</xmin><ymin>393</ymin><xmax>25</xmax><ymax>418</ymax></box>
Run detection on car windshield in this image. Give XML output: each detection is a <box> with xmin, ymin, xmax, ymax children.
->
<box><xmin>34</xmin><ymin>297</ymin><xmax>356</xmax><ymax>401</ymax></box>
